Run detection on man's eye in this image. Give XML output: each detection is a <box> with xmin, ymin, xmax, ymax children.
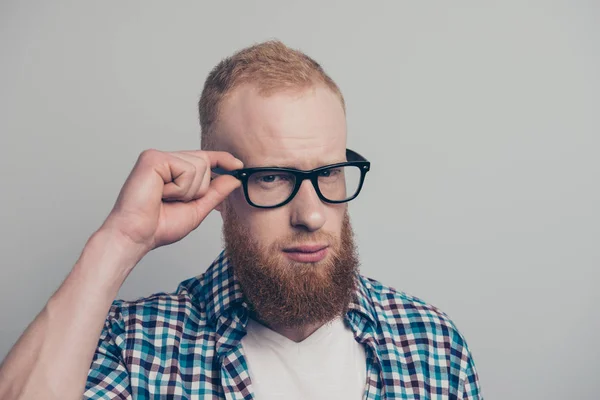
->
<box><xmin>319</xmin><ymin>168</ymin><xmax>341</xmax><ymax>178</ymax></box>
<box><xmin>253</xmin><ymin>173</ymin><xmax>291</xmax><ymax>185</ymax></box>
<box><xmin>260</xmin><ymin>175</ymin><xmax>278</xmax><ymax>183</ymax></box>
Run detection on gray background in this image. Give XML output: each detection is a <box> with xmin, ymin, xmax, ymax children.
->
<box><xmin>1</xmin><ymin>1</ymin><xmax>598</xmax><ymax>398</ymax></box>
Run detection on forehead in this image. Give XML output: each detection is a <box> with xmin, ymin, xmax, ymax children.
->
<box><xmin>214</xmin><ymin>84</ymin><xmax>347</xmax><ymax>169</ymax></box>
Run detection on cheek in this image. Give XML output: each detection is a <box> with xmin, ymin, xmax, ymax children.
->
<box><xmin>225</xmin><ymin>194</ymin><xmax>347</xmax><ymax>245</ymax></box>
<box><xmin>326</xmin><ymin>205</ymin><xmax>347</xmax><ymax>235</ymax></box>
<box><xmin>249</xmin><ymin>217</ymin><xmax>287</xmax><ymax>246</ymax></box>
<box><xmin>226</xmin><ymin>193</ymin><xmax>291</xmax><ymax>247</ymax></box>
<box><xmin>227</xmin><ymin>188</ymin><xmax>247</xmax><ymax>211</ymax></box>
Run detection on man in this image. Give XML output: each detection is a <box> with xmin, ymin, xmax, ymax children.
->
<box><xmin>0</xmin><ymin>41</ymin><xmax>482</xmax><ymax>399</ymax></box>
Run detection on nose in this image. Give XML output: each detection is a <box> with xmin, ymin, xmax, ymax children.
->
<box><xmin>289</xmin><ymin>179</ymin><xmax>326</xmax><ymax>232</ymax></box>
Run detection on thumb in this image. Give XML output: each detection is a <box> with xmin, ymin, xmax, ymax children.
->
<box><xmin>193</xmin><ymin>175</ymin><xmax>241</xmax><ymax>220</ymax></box>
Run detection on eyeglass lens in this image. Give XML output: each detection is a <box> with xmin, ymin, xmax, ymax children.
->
<box><xmin>247</xmin><ymin>165</ymin><xmax>362</xmax><ymax>207</ymax></box>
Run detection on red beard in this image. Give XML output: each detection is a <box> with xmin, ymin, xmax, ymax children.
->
<box><xmin>222</xmin><ymin>205</ymin><xmax>359</xmax><ymax>328</ymax></box>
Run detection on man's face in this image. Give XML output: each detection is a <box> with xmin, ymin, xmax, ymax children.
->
<box><xmin>215</xmin><ymin>84</ymin><xmax>358</xmax><ymax>327</ymax></box>
<box><xmin>217</xmin><ymin>84</ymin><xmax>348</xmax><ymax>241</ymax></box>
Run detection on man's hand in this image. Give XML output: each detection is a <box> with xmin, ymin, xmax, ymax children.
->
<box><xmin>101</xmin><ymin>149</ymin><xmax>243</xmax><ymax>260</ymax></box>
<box><xmin>0</xmin><ymin>149</ymin><xmax>243</xmax><ymax>400</ymax></box>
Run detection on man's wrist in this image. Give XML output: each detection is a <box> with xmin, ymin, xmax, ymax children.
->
<box><xmin>71</xmin><ymin>227</ymin><xmax>148</xmax><ymax>297</ymax></box>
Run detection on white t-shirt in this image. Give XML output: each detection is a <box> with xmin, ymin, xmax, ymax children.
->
<box><xmin>241</xmin><ymin>317</ymin><xmax>367</xmax><ymax>400</ymax></box>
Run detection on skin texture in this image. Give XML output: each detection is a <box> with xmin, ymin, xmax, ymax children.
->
<box><xmin>0</xmin><ymin>82</ymin><xmax>352</xmax><ymax>398</ymax></box>
<box><xmin>214</xmin><ymin>84</ymin><xmax>353</xmax><ymax>341</ymax></box>
<box><xmin>0</xmin><ymin>150</ymin><xmax>243</xmax><ymax>400</ymax></box>
<box><xmin>215</xmin><ymin>84</ymin><xmax>348</xmax><ymax>255</ymax></box>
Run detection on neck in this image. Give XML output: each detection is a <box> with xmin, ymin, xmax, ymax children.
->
<box><xmin>250</xmin><ymin>316</ymin><xmax>328</xmax><ymax>342</ymax></box>
<box><xmin>272</xmin><ymin>323</ymin><xmax>324</xmax><ymax>343</ymax></box>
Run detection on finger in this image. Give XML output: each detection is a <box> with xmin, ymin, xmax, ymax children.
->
<box><xmin>198</xmin><ymin>162</ymin><xmax>212</xmax><ymax>199</ymax></box>
<box><xmin>193</xmin><ymin>175</ymin><xmax>241</xmax><ymax>220</ymax></box>
<box><xmin>178</xmin><ymin>150</ymin><xmax>243</xmax><ymax>170</ymax></box>
<box><xmin>175</xmin><ymin>151</ymin><xmax>241</xmax><ymax>202</ymax></box>
<box><xmin>159</xmin><ymin>156</ymin><xmax>198</xmax><ymax>201</ymax></box>
<box><xmin>169</xmin><ymin>152</ymin><xmax>209</xmax><ymax>202</ymax></box>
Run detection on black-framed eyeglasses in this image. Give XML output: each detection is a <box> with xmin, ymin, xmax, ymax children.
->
<box><xmin>212</xmin><ymin>149</ymin><xmax>370</xmax><ymax>209</ymax></box>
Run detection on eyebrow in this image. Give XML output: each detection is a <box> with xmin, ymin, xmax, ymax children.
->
<box><xmin>248</xmin><ymin>159</ymin><xmax>346</xmax><ymax>170</ymax></box>
<box><xmin>213</xmin><ymin>150</ymin><xmax>364</xmax><ymax>175</ymax></box>
<box><xmin>212</xmin><ymin>160</ymin><xmax>345</xmax><ymax>175</ymax></box>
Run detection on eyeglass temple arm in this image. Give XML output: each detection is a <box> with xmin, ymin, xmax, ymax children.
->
<box><xmin>211</xmin><ymin>167</ymin><xmax>238</xmax><ymax>177</ymax></box>
<box><xmin>346</xmin><ymin>148</ymin><xmax>367</xmax><ymax>162</ymax></box>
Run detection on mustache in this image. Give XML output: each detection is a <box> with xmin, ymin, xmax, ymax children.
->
<box><xmin>269</xmin><ymin>231</ymin><xmax>339</xmax><ymax>250</ymax></box>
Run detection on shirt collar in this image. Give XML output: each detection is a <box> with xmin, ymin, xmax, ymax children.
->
<box><xmin>188</xmin><ymin>250</ymin><xmax>378</xmax><ymax>328</ymax></box>
<box><xmin>348</xmin><ymin>275</ymin><xmax>378</xmax><ymax>326</ymax></box>
<box><xmin>193</xmin><ymin>250</ymin><xmax>248</xmax><ymax>324</ymax></box>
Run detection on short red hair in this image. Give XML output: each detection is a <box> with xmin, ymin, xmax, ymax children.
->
<box><xmin>199</xmin><ymin>40</ymin><xmax>345</xmax><ymax>149</ymax></box>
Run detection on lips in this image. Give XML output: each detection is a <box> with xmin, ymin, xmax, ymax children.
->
<box><xmin>282</xmin><ymin>244</ymin><xmax>329</xmax><ymax>263</ymax></box>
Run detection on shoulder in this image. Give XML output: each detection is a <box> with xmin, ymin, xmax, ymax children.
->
<box><xmin>359</xmin><ymin>275</ymin><xmax>474</xmax><ymax>360</ymax></box>
<box><xmin>101</xmin><ymin>251</ymin><xmax>238</xmax><ymax>342</ymax></box>
<box><xmin>359</xmin><ymin>276</ymin><xmax>483</xmax><ymax>398</ymax></box>
<box><xmin>103</xmin><ymin>275</ymin><xmax>210</xmax><ymax>337</ymax></box>
<box><xmin>361</xmin><ymin>275</ymin><xmax>455</xmax><ymax>326</ymax></box>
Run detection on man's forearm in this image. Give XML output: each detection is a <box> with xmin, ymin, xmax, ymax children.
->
<box><xmin>0</xmin><ymin>228</ymin><xmax>145</xmax><ymax>400</ymax></box>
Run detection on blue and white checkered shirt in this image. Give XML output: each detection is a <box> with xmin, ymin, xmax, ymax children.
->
<box><xmin>84</xmin><ymin>251</ymin><xmax>482</xmax><ymax>399</ymax></box>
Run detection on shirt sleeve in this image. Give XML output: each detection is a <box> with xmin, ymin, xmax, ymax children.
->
<box><xmin>460</xmin><ymin>348</ymin><xmax>483</xmax><ymax>400</ymax></box>
<box><xmin>83</xmin><ymin>303</ymin><xmax>132</xmax><ymax>400</ymax></box>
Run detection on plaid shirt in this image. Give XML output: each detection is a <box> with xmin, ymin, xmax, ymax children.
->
<box><xmin>85</xmin><ymin>251</ymin><xmax>482</xmax><ymax>399</ymax></box>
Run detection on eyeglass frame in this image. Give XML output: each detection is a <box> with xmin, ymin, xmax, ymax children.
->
<box><xmin>212</xmin><ymin>148</ymin><xmax>371</xmax><ymax>209</ymax></box>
